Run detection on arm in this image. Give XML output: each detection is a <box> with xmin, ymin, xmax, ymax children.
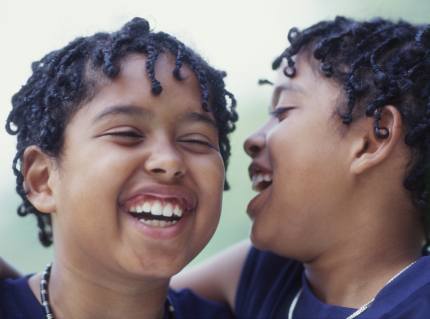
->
<box><xmin>170</xmin><ymin>239</ymin><xmax>251</xmax><ymax>311</ymax></box>
<box><xmin>0</xmin><ymin>257</ymin><xmax>22</xmax><ymax>280</ymax></box>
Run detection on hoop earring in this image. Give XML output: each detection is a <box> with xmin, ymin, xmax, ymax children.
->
<box><xmin>374</xmin><ymin>107</ymin><xmax>389</xmax><ymax>139</ymax></box>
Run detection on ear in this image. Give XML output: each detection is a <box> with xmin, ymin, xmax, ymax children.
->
<box><xmin>22</xmin><ymin>146</ymin><xmax>56</xmax><ymax>213</ymax></box>
<box><xmin>350</xmin><ymin>105</ymin><xmax>403</xmax><ymax>175</ymax></box>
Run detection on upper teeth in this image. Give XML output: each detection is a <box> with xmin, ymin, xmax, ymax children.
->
<box><xmin>163</xmin><ymin>203</ymin><xmax>173</xmax><ymax>217</ymax></box>
<box><xmin>129</xmin><ymin>201</ymin><xmax>183</xmax><ymax>217</ymax></box>
<box><xmin>143</xmin><ymin>202</ymin><xmax>151</xmax><ymax>212</ymax></box>
<box><xmin>252</xmin><ymin>173</ymin><xmax>273</xmax><ymax>190</ymax></box>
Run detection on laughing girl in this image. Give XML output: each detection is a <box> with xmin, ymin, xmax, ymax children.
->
<box><xmin>172</xmin><ymin>17</ymin><xmax>430</xmax><ymax>318</ymax></box>
<box><xmin>0</xmin><ymin>17</ymin><xmax>237</xmax><ymax>318</ymax></box>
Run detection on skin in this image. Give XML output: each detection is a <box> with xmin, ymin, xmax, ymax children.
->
<box><xmin>171</xmin><ymin>52</ymin><xmax>424</xmax><ymax>310</ymax></box>
<box><xmin>22</xmin><ymin>53</ymin><xmax>225</xmax><ymax>318</ymax></box>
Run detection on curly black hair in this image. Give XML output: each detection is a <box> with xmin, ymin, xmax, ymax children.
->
<box><xmin>272</xmin><ymin>16</ymin><xmax>430</xmax><ymax>247</ymax></box>
<box><xmin>5</xmin><ymin>17</ymin><xmax>238</xmax><ymax>247</ymax></box>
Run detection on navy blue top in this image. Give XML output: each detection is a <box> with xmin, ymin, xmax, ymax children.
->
<box><xmin>236</xmin><ymin>247</ymin><xmax>430</xmax><ymax>318</ymax></box>
<box><xmin>0</xmin><ymin>275</ymin><xmax>233</xmax><ymax>319</ymax></box>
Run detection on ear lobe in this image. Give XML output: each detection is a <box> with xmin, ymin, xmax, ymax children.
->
<box><xmin>22</xmin><ymin>146</ymin><xmax>56</xmax><ymax>213</ymax></box>
<box><xmin>350</xmin><ymin>105</ymin><xmax>403</xmax><ymax>175</ymax></box>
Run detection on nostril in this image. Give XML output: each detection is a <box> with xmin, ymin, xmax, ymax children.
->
<box><xmin>151</xmin><ymin>168</ymin><xmax>166</xmax><ymax>173</ymax></box>
<box><xmin>249</xmin><ymin>145</ymin><xmax>260</xmax><ymax>155</ymax></box>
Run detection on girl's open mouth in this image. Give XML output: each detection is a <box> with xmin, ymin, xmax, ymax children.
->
<box><xmin>251</xmin><ymin>172</ymin><xmax>273</xmax><ymax>192</ymax></box>
<box><xmin>123</xmin><ymin>195</ymin><xmax>190</xmax><ymax>228</ymax></box>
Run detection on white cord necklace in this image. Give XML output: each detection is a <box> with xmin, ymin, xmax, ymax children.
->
<box><xmin>287</xmin><ymin>261</ymin><xmax>416</xmax><ymax>319</ymax></box>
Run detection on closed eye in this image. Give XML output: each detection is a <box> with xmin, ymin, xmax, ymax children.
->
<box><xmin>179</xmin><ymin>139</ymin><xmax>215</xmax><ymax>149</ymax></box>
<box><xmin>107</xmin><ymin>131</ymin><xmax>143</xmax><ymax>138</ymax></box>
<box><xmin>270</xmin><ymin>108</ymin><xmax>293</xmax><ymax>120</ymax></box>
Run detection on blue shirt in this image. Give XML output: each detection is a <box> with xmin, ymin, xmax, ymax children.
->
<box><xmin>236</xmin><ymin>247</ymin><xmax>430</xmax><ymax>318</ymax></box>
<box><xmin>0</xmin><ymin>275</ymin><xmax>233</xmax><ymax>319</ymax></box>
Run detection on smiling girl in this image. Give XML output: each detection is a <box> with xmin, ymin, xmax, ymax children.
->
<box><xmin>171</xmin><ymin>17</ymin><xmax>430</xmax><ymax>318</ymax></box>
<box><xmin>0</xmin><ymin>17</ymin><xmax>237</xmax><ymax>318</ymax></box>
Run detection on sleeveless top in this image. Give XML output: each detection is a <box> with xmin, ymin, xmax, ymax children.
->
<box><xmin>236</xmin><ymin>246</ymin><xmax>430</xmax><ymax>318</ymax></box>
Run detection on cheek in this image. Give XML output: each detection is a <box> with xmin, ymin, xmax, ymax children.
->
<box><xmin>192</xmin><ymin>153</ymin><xmax>224</xmax><ymax>210</ymax></box>
<box><xmin>267</xmin><ymin>123</ymin><xmax>313</xmax><ymax>195</ymax></box>
<box><xmin>268</xmin><ymin>119</ymin><xmax>321</xmax><ymax>166</ymax></box>
<box><xmin>184</xmin><ymin>146</ymin><xmax>224</xmax><ymax>185</ymax></box>
<box><xmin>67</xmin><ymin>136</ymin><xmax>139</xmax><ymax>186</ymax></box>
<box><xmin>188</xmin><ymin>153</ymin><xmax>224</xmax><ymax>223</ymax></box>
<box><xmin>267</xmin><ymin>121</ymin><xmax>351</xmax><ymax>212</ymax></box>
<box><xmin>169</xmin><ymin>153</ymin><xmax>224</xmax><ymax>263</ymax></box>
<box><xmin>54</xmin><ymin>142</ymin><xmax>136</xmax><ymax>241</ymax></box>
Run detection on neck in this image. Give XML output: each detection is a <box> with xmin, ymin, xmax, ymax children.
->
<box><xmin>29</xmin><ymin>258</ymin><xmax>170</xmax><ymax>319</ymax></box>
<box><xmin>303</xmin><ymin>198</ymin><xmax>423</xmax><ymax>309</ymax></box>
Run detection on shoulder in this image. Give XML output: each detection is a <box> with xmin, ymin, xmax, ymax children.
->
<box><xmin>169</xmin><ymin>288</ymin><xmax>233</xmax><ymax>319</ymax></box>
<box><xmin>235</xmin><ymin>246</ymin><xmax>303</xmax><ymax>318</ymax></box>
<box><xmin>376</xmin><ymin>255</ymin><xmax>430</xmax><ymax>319</ymax></box>
<box><xmin>0</xmin><ymin>276</ymin><xmax>44</xmax><ymax>319</ymax></box>
<box><xmin>0</xmin><ymin>257</ymin><xmax>22</xmax><ymax>280</ymax></box>
<box><xmin>237</xmin><ymin>246</ymin><xmax>303</xmax><ymax>294</ymax></box>
<box><xmin>380</xmin><ymin>281</ymin><xmax>430</xmax><ymax>318</ymax></box>
<box><xmin>171</xmin><ymin>239</ymin><xmax>251</xmax><ymax>309</ymax></box>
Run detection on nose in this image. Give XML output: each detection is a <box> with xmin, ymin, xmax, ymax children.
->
<box><xmin>144</xmin><ymin>140</ymin><xmax>186</xmax><ymax>179</ymax></box>
<box><xmin>244</xmin><ymin>118</ymin><xmax>275</xmax><ymax>158</ymax></box>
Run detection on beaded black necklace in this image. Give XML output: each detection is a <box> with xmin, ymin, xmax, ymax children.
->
<box><xmin>40</xmin><ymin>263</ymin><xmax>176</xmax><ymax>319</ymax></box>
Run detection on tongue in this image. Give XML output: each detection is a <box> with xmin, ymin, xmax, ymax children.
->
<box><xmin>253</xmin><ymin>181</ymin><xmax>272</xmax><ymax>192</ymax></box>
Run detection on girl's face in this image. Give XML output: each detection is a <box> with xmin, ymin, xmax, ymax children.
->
<box><xmin>49</xmin><ymin>54</ymin><xmax>225</xmax><ymax>280</ymax></box>
<box><xmin>244</xmin><ymin>53</ymin><xmax>359</xmax><ymax>261</ymax></box>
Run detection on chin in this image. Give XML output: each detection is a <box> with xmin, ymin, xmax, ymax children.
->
<box><xmin>249</xmin><ymin>221</ymin><xmax>298</xmax><ymax>260</ymax></box>
<box><xmin>125</xmin><ymin>258</ymin><xmax>186</xmax><ymax>280</ymax></box>
<box><xmin>249</xmin><ymin>221</ymin><xmax>273</xmax><ymax>252</ymax></box>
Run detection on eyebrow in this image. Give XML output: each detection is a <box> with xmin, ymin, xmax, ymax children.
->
<box><xmin>274</xmin><ymin>83</ymin><xmax>307</xmax><ymax>97</ymax></box>
<box><xmin>91</xmin><ymin>105</ymin><xmax>154</xmax><ymax>123</ymax></box>
<box><xmin>270</xmin><ymin>83</ymin><xmax>307</xmax><ymax>113</ymax></box>
<box><xmin>91</xmin><ymin>105</ymin><xmax>218</xmax><ymax>133</ymax></box>
<box><xmin>176</xmin><ymin>111</ymin><xmax>218</xmax><ymax>133</ymax></box>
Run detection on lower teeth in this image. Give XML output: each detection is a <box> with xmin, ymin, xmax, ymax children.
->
<box><xmin>138</xmin><ymin>219</ymin><xmax>177</xmax><ymax>227</ymax></box>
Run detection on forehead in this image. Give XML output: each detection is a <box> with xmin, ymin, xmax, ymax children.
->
<box><xmin>271</xmin><ymin>53</ymin><xmax>342</xmax><ymax>107</ymax></box>
<box><xmin>75</xmin><ymin>53</ymin><xmax>215</xmax><ymax>124</ymax></box>
<box><xmin>105</xmin><ymin>53</ymin><xmax>202</xmax><ymax>105</ymax></box>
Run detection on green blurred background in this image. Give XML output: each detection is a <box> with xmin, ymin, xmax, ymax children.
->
<box><xmin>1</xmin><ymin>0</ymin><xmax>430</xmax><ymax>274</ymax></box>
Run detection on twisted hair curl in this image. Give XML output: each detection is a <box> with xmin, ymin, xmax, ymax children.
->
<box><xmin>6</xmin><ymin>17</ymin><xmax>237</xmax><ymax>246</ymax></box>
<box><xmin>273</xmin><ymin>17</ymin><xmax>430</xmax><ymax>247</ymax></box>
